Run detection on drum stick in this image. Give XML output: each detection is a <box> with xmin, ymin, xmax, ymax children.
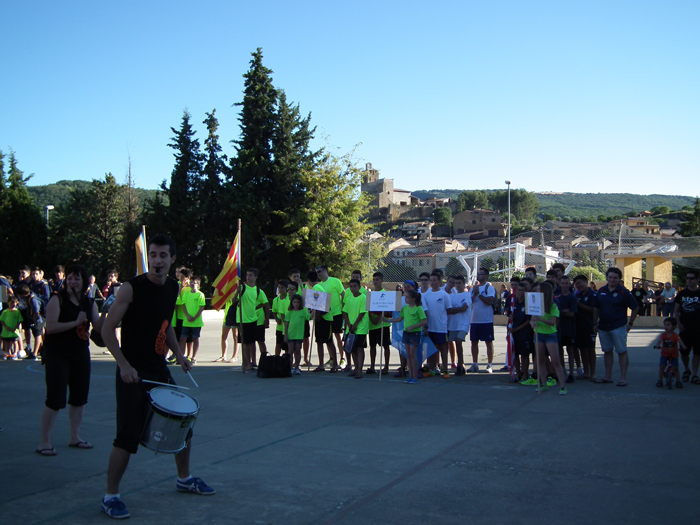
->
<box><xmin>141</xmin><ymin>379</ymin><xmax>190</xmax><ymax>390</ymax></box>
<box><xmin>186</xmin><ymin>371</ymin><xmax>199</xmax><ymax>388</ymax></box>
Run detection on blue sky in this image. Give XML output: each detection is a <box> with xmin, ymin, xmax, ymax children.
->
<box><xmin>1</xmin><ymin>1</ymin><xmax>698</xmax><ymax>196</ymax></box>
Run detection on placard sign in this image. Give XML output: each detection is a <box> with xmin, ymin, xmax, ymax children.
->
<box><xmin>304</xmin><ymin>287</ymin><xmax>330</xmax><ymax>312</ymax></box>
<box><xmin>367</xmin><ymin>290</ymin><xmax>402</xmax><ymax>312</ymax></box>
<box><xmin>0</xmin><ymin>285</ymin><xmax>7</xmax><ymax>302</ymax></box>
<box><xmin>525</xmin><ymin>292</ymin><xmax>544</xmax><ymax>316</ymax></box>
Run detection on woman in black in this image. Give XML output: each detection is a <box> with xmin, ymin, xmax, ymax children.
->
<box><xmin>36</xmin><ymin>264</ymin><xmax>101</xmax><ymax>456</ymax></box>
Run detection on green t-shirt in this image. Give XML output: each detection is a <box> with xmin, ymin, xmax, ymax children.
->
<box><xmin>318</xmin><ymin>277</ymin><xmax>344</xmax><ymax>317</ymax></box>
<box><xmin>240</xmin><ymin>285</ymin><xmax>268</xmax><ymax>324</ymax></box>
<box><xmin>182</xmin><ymin>290</ymin><xmax>206</xmax><ymax>328</ymax></box>
<box><xmin>175</xmin><ymin>286</ymin><xmax>189</xmax><ymax>320</ymax></box>
<box><xmin>535</xmin><ymin>303</ymin><xmax>559</xmax><ymax>335</ymax></box>
<box><xmin>368</xmin><ymin>288</ymin><xmax>391</xmax><ymax>330</ymax></box>
<box><xmin>285</xmin><ymin>308</ymin><xmax>310</xmax><ymax>340</ymax></box>
<box><xmin>272</xmin><ymin>295</ymin><xmax>291</xmax><ymax>332</ymax></box>
<box><xmin>342</xmin><ymin>292</ymin><xmax>369</xmax><ymax>335</ymax></box>
<box><xmin>400</xmin><ymin>304</ymin><xmax>426</xmax><ymax>333</ymax></box>
<box><xmin>0</xmin><ymin>309</ymin><xmax>23</xmax><ymax>338</ymax></box>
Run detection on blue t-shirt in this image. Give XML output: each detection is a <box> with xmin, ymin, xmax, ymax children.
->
<box><xmin>575</xmin><ymin>288</ymin><xmax>599</xmax><ymax>334</ymax></box>
<box><xmin>597</xmin><ymin>285</ymin><xmax>638</xmax><ymax>331</ymax></box>
<box><xmin>510</xmin><ymin>298</ymin><xmax>533</xmax><ymax>342</ymax></box>
<box><xmin>554</xmin><ymin>292</ymin><xmax>578</xmax><ymax>338</ymax></box>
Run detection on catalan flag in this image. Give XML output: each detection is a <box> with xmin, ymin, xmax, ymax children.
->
<box><xmin>211</xmin><ymin>232</ymin><xmax>241</xmax><ymax>311</ymax></box>
<box><xmin>135</xmin><ymin>227</ymin><xmax>148</xmax><ymax>275</ymax></box>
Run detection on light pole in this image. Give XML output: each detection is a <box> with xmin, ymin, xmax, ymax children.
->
<box><xmin>505</xmin><ymin>181</ymin><xmax>511</xmax><ymax>277</ymax></box>
<box><xmin>45</xmin><ymin>205</ymin><xmax>55</xmax><ymax>228</ymax></box>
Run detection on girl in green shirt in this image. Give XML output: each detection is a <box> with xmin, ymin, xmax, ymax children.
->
<box><xmin>530</xmin><ymin>282</ymin><xmax>567</xmax><ymax>394</ymax></box>
<box><xmin>384</xmin><ymin>291</ymin><xmax>427</xmax><ymax>384</ymax></box>
<box><xmin>284</xmin><ymin>294</ymin><xmax>310</xmax><ymax>375</ymax></box>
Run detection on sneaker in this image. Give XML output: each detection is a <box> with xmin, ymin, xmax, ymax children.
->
<box><xmin>408</xmin><ymin>378</ymin><xmax>418</xmax><ymax>384</ymax></box>
<box><xmin>576</xmin><ymin>367</ymin><xmax>584</xmax><ymax>376</ymax></box>
<box><xmin>499</xmin><ymin>365</ymin><xmax>509</xmax><ymax>372</ymax></box>
<box><xmin>339</xmin><ymin>358</ymin><xmax>345</xmax><ymax>367</ymax></box>
<box><xmin>405</xmin><ymin>378</ymin><xmax>413</xmax><ymax>383</ymax></box>
<box><xmin>520</xmin><ymin>377</ymin><xmax>538</xmax><ymax>385</ymax></box>
<box><xmin>191</xmin><ymin>359</ymin><xmax>197</xmax><ymax>365</ymax></box>
<box><xmin>467</xmin><ymin>364</ymin><xmax>479</xmax><ymax>373</ymax></box>
<box><xmin>176</xmin><ymin>476</ymin><xmax>216</xmax><ymax>495</ymax></box>
<box><xmin>565</xmin><ymin>374</ymin><xmax>575</xmax><ymax>384</ymax></box>
<box><xmin>167</xmin><ymin>356</ymin><xmax>177</xmax><ymax>363</ymax></box>
<box><xmin>102</xmin><ymin>497</ymin><xmax>130</xmax><ymax>519</ymax></box>
<box><xmin>538</xmin><ymin>384</ymin><xmax>549</xmax><ymax>391</ymax></box>
<box><xmin>294</xmin><ymin>367</ymin><xmax>301</xmax><ymax>375</ymax></box>
<box><xmin>325</xmin><ymin>359</ymin><xmax>333</xmax><ymax>367</ymax></box>
<box><xmin>10</xmin><ymin>355</ymin><xmax>18</xmax><ymax>361</ymax></box>
<box><xmin>559</xmin><ymin>387</ymin><xmax>568</xmax><ymax>396</ymax></box>
<box><xmin>442</xmin><ymin>370</ymin><xmax>450</xmax><ymax>379</ymax></box>
<box><xmin>546</xmin><ymin>377</ymin><xmax>557</xmax><ymax>387</ymax></box>
<box><xmin>450</xmin><ymin>363</ymin><xmax>457</xmax><ymax>369</ymax></box>
<box><xmin>486</xmin><ymin>364</ymin><xmax>493</xmax><ymax>374</ymax></box>
<box><xmin>23</xmin><ymin>354</ymin><xmax>35</xmax><ymax>360</ymax></box>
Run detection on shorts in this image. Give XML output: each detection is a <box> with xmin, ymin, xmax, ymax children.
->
<box><xmin>174</xmin><ymin>318</ymin><xmax>184</xmax><ymax>340</ymax></box>
<box><xmin>343</xmin><ymin>333</ymin><xmax>366</xmax><ymax>353</ymax></box>
<box><xmin>1</xmin><ymin>336</ymin><xmax>19</xmax><ymax>342</ymax></box>
<box><xmin>598</xmin><ymin>325</ymin><xmax>628</xmax><ymax>354</ymax></box>
<box><xmin>402</xmin><ymin>331</ymin><xmax>421</xmax><ymax>346</ymax></box>
<box><xmin>575</xmin><ymin>331</ymin><xmax>597</xmax><ymax>350</ymax></box>
<box><xmin>470</xmin><ymin>323</ymin><xmax>494</xmax><ymax>342</ymax></box>
<box><xmin>31</xmin><ymin>318</ymin><xmax>46</xmax><ymax>337</ymax></box>
<box><xmin>222</xmin><ymin>319</ymin><xmax>237</xmax><ymax>329</ymax></box>
<box><xmin>304</xmin><ymin>320</ymin><xmax>310</xmax><ymax>339</ymax></box>
<box><xmin>560</xmin><ymin>336</ymin><xmax>576</xmax><ymax>347</ymax></box>
<box><xmin>315</xmin><ymin>317</ymin><xmax>332</xmax><ymax>344</ymax></box>
<box><xmin>428</xmin><ymin>332</ymin><xmax>447</xmax><ymax>345</ymax></box>
<box><xmin>255</xmin><ymin>324</ymin><xmax>266</xmax><ymax>343</ymax></box>
<box><xmin>680</xmin><ymin>331</ymin><xmax>699</xmax><ymax>356</ymax></box>
<box><xmin>369</xmin><ymin>326</ymin><xmax>391</xmax><ymax>347</ymax></box>
<box><xmin>514</xmin><ymin>339</ymin><xmax>533</xmax><ymax>357</ymax></box>
<box><xmin>43</xmin><ymin>347</ymin><xmax>91</xmax><ymax>410</ymax></box>
<box><xmin>536</xmin><ymin>332</ymin><xmax>559</xmax><ymax>345</ymax></box>
<box><xmin>331</xmin><ymin>314</ymin><xmax>343</xmax><ymax>334</ymax></box>
<box><xmin>240</xmin><ymin>322</ymin><xmax>257</xmax><ymax>345</ymax></box>
<box><xmin>275</xmin><ymin>330</ymin><xmax>289</xmax><ymax>351</ymax></box>
<box><xmin>113</xmin><ymin>367</ymin><xmax>190</xmax><ymax>454</ymax></box>
<box><xmin>180</xmin><ymin>326</ymin><xmax>201</xmax><ymax>339</ymax></box>
<box><xmin>448</xmin><ymin>330</ymin><xmax>467</xmax><ymax>342</ymax></box>
<box><xmin>660</xmin><ymin>356</ymin><xmax>679</xmax><ymax>367</ymax></box>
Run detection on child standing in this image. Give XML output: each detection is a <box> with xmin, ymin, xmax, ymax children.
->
<box><xmin>342</xmin><ymin>279</ymin><xmax>369</xmax><ymax>379</ymax></box>
<box><xmin>531</xmin><ymin>281</ymin><xmax>568</xmax><ymax>394</ymax></box>
<box><xmin>654</xmin><ymin>317</ymin><xmax>685</xmax><ymax>388</ymax></box>
<box><xmin>272</xmin><ymin>280</ymin><xmax>290</xmax><ymax>356</ymax></box>
<box><xmin>284</xmin><ymin>294</ymin><xmax>310</xmax><ymax>375</ymax></box>
<box><xmin>180</xmin><ymin>276</ymin><xmax>205</xmax><ymax>364</ymax></box>
<box><xmin>385</xmin><ymin>290</ymin><xmax>427</xmax><ymax>383</ymax></box>
<box><xmin>1</xmin><ymin>296</ymin><xmax>22</xmax><ymax>359</ymax></box>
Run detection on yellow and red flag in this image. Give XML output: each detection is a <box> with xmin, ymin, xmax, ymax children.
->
<box><xmin>211</xmin><ymin>232</ymin><xmax>240</xmax><ymax>311</ymax></box>
<box><xmin>135</xmin><ymin>227</ymin><xmax>148</xmax><ymax>275</ymax></box>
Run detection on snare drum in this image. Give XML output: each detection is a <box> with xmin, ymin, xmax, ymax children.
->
<box><xmin>141</xmin><ymin>387</ymin><xmax>200</xmax><ymax>453</ymax></box>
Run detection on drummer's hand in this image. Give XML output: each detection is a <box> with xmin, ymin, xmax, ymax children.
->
<box><xmin>178</xmin><ymin>355</ymin><xmax>192</xmax><ymax>373</ymax></box>
<box><xmin>119</xmin><ymin>364</ymin><xmax>140</xmax><ymax>383</ymax></box>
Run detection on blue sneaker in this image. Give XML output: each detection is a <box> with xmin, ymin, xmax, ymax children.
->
<box><xmin>176</xmin><ymin>477</ymin><xmax>216</xmax><ymax>495</ymax></box>
<box><xmin>102</xmin><ymin>497</ymin><xmax>130</xmax><ymax>519</ymax></box>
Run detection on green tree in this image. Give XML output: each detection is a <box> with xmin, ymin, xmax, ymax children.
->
<box><xmin>568</xmin><ymin>265</ymin><xmax>606</xmax><ymax>281</ymax></box>
<box><xmin>488</xmin><ymin>189</ymin><xmax>539</xmax><ymax>222</ymax></box>
<box><xmin>433</xmin><ymin>207</ymin><xmax>452</xmax><ymax>226</ymax></box>
<box><xmin>444</xmin><ymin>257</ymin><xmax>466</xmax><ymax>278</ymax></box>
<box><xmin>679</xmin><ymin>198</ymin><xmax>700</xmax><ymax>237</ymax></box>
<box><xmin>481</xmin><ymin>256</ymin><xmax>495</xmax><ymax>272</ymax></box>
<box><xmin>651</xmin><ymin>205</ymin><xmax>670</xmax><ymax>215</ymax></box>
<box><xmin>457</xmin><ymin>190</ymin><xmax>489</xmax><ymax>212</ymax></box>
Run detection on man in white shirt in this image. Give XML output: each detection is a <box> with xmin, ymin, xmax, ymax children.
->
<box><xmin>422</xmin><ymin>272</ymin><xmax>453</xmax><ymax>378</ymax></box>
<box><xmin>448</xmin><ymin>275</ymin><xmax>472</xmax><ymax>375</ymax></box>
<box><xmin>469</xmin><ymin>268</ymin><xmax>496</xmax><ymax>373</ymax></box>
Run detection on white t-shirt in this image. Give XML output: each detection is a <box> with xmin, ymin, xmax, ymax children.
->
<box><xmin>421</xmin><ymin>289</ymin><xmax>453</xmax><ymax>333</ymax></box>
<box><xmin>448</xmin><ymin>291</ymin><xmax>472</xmax><ymax>332</ymax></box>
<box><xmin>471</xmin><ymin>283</ymin><xmax>496</xmax><ymax>324</ymax></box>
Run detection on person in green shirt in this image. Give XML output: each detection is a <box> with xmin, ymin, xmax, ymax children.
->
<box><xmin>315</xmin><ymin>265</ymin><xmax>345</xmax><ymax>371</ymax></box>
<box><xmin>284</xmin><ymin>294</ymin><xmax>310</xmax><ymax>374</ymax></box>
<box><xmin>342</xmin><ymin>279</ymin><xmax>368</xmax><ymax>379</ymax></box>
<box><xmin>179</xmin><ymin>276</ymin><xmax>206</xmax><ymax>364</ymax></box>
<box><xmin>367</xmin><ymin>271</ymin><xmax>392</xmax><ymax>376</ymax></box>
<box><xmin>230</xmin><ymin>268</ymin><xmax>270</xmax><ymax>373</ymax></box>
<box><xmin>288</xmin><ymin>269</ymin><xmax>312</xmax><ymax>367</ymax></box>
<box><xmin>531</xmin><ymin>281</ymin><xmax>567</xmax><ymax>394</ymax></box>
<box><xmin>272</xmin><ymin>280</ymin><xmax>290</xmax><ymax>356</ymax></box>
<box><xmin>1</xmin><ymin>296</ymin><xmax>22</xmax><ymax>359</ymax></box>
<box><xmin>217</xmin><ymin>298</ymin><xmax>238</xmax><ymax>363</ymax></box>
<box><xmin>384</xmin><ymin>290</ymin><xmax>427</xmax><ymax>384</ymax></box>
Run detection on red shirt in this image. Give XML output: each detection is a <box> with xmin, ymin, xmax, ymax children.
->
<box><xmin>660</xmin><ymin>332</ymin><xmax>680</xmax><ymax>359</ymax></box>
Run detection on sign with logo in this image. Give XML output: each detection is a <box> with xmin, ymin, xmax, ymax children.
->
<box><xmin>367</xmin><ymin>290</ymin><xmax>402</xmax><ymax>312</ymax></box>
<box><xmin>304</xmin><ymin>288</ymin><xmax>331</xmax><ymax>312</ymax></box>
<box><xmin>525</xmin><ymin>292</ymin><xmax>544</xmax><ymax>316</ymax></box>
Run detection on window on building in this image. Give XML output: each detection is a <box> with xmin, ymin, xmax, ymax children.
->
<box><xmin>419</xmin><ymin>260</ymin><xmax>423</xmax><ymax>266</ymax></box>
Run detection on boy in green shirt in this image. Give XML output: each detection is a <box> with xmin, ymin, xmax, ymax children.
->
<box><xmin>272</xmin><ymin>280</ymin><xmax>290</xmax><ymax>356</ymax></box>
<box><xmin>367</xmin><ymin>271</ymin><xmax>392</xmax><ymax>375</ymax></box>
<box><xmin>1</xmin><ymin>296</ymin><xmax>22</xmax><ymax>359</ymax></box>
<box><xmin>180</xmin><ymin>276</ymin><xmax>206</xmax><ymax>364</ymax></box>
<box><xmin>231</xmin><ymin>268</ymin><xmax>269</xmax><ymax>373</ymax></box>
<box><xmin>342</xmin><ymin>279</ymin><xmax>368</xmax><ymax>379</ymax></box>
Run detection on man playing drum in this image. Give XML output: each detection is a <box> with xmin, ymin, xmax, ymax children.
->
<box><xmin>101</xmin><ymin>234</ymin><xmax>215</xmax><ymax>519</ymax></box>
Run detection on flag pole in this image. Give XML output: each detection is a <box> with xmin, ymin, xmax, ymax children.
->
<box><xmin>236</xmin><ymin>218</ymin><xmax>245</xmax><ymax>373</ymax></box>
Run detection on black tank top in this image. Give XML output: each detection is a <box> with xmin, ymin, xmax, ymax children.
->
<box><xmin>44</xmin><ymin>293</ymin><xmax>93</xmax><ymax>353</ymax></box>
<box><xmin>121</xmin><ymin>274</ymin><xmax>179</xmax><ymax>373</ymax></box>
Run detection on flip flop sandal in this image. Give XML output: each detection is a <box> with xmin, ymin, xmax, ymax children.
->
<box><xmin>69</xmin><ymin>440</ymin><xmax>93</xmax><ymax>449</ymax></box>
<box><xmin>691</xmin><ymin>375</ymin><xmax>700</xmax><ymax>385</ymax></box>
<box><xmin>682</xmin><ymin>370</ymin><xmax>691</xmax><ymax>382</ymax></box>
<box><xmin>35</xmin><ymin>447</ymin><xmax>57</xmax><ymax>456</ymax></box>
<box><xmin>616</xmin><ymin>381</ymin><xmax>628</xmax><ymax>387</ymax></box>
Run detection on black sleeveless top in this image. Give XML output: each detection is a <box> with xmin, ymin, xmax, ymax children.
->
<box><xmin>121</xmin><ymin>274</ymin><xmax>179</xmax><ymax>373</ymax></box>
<box><xmin>44</xmin><ymin>293</ymin><xmax>94</xmax><ymax>353</ymax></box>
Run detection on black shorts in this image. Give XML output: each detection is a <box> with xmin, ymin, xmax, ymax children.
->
<box><xmin>255</xmin><ymin>324</ymin><xmax>266</xmax><ymax>343</ymax></box>
<box><xmin>513</xmin><ymin>339</ymin><xmax>534</xmax><ymax>357</ymax></box>
<box><xmin>369</xmin><ymin>326</ymin><xmax>391</xmax><ymax>347</ymax></box>
<box><xmin>331</xmin><ymin>314</ymin><xmax>343</xmax><ymax>334</ymax></box>
<box><xmin>304</xmin><ymin>320</ymin><xmax>310</xmax><ymax>339</ymax></box>
<box><xmin>114</xmin><ymin>367</ymin><xmax>183</xmax><ymax>454</ymax></box>
<box><xmin>44</xmin><ymin>347</ymin><xmax>91</xmax><ymax>410</ymax></box>
<box><xmin>315</xmin><ymin>317</ymin><xmax>333</xmax><ymax>344</ymax></box>
<box><xmin>240</xmin><ymin>322</ymin><xmax>257</xmax><ymax>345</ymax></box>
<box><xmin>575</xmin><ymin>331</ymin><xmax>596</xmax><ymax>350</ymax></box>
<box><xmin>680</xmin><ymin>331</ymin><xmax>699</xmax><ymax>356</ymax></box>
<box><xmin>31</xmin><ymin>318</ymin><xmax>46</xmax><ymax>337</ymax></box>
<box><xmin>560</xmin><ymin>336</ymin><xmax>576</xmax><ymax>347</ymax></box>
<box><xmin>275</xmin><ymin>330</ymin><xmax>288</xmax><ymax>351</ymax></box>
<box><xmin>344</xmin><ymin>333</ymin><xmax>367</xmax><ymax>352</ymax></box>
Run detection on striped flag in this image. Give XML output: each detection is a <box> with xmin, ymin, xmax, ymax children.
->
<box><xmin>211</xmin><ymin>232</ymin><xmax>241</xmax><ymax>311</ymax></box>
<box><xmin>135</xmin><ymin>227</ymin><xmax>148</xmax><ymax>275</ymax></box>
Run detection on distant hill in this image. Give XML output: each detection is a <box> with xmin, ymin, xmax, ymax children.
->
<box><xmin>412</xmin><ymin>189</ymin><xmax>695</xmax><ymax>219</ymax></box>
<box><xmin>28</xmin><ymin>180</ymin><xmax>160</xmax><ymax>210</ymax></box>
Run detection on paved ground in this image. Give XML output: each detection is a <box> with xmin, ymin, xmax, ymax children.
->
<box><xmin>1</xmin><ymin>314</ymin><xmax>699</xmax><ymax>524</ymax></box>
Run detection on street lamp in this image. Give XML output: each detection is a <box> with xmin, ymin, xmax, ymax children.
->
<box><xmin>505</xmin><ymin>181</ymin><xmax>511</xmax><ymax>277</ymax></box>
<box><xmin>45</xmin><ymin>205</ymin><xmax>55</xmax><ymax>228</ymax></box>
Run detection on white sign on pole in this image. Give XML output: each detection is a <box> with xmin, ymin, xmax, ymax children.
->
<box><xmin>367</xmin><ymin>290</ymin><xmax>402</xmax><ymax>312</ymax></box>
<box><xmin>0</xmin><ymin>285</ymin><xmax>7</xmax><ymax>302</ymax></box>
<box><xmin>514</xmin><ymin>242</ymin><xmax>526</xmax><ymax>268</ymax></box>
<box><xmin>304</xmin><ymin>288</ymin><xmax>331</xmax><ymax>312</ymax></box>
<box><xmin>525</xmin><ymin>292</ymin><xmax>544</xmax><ymax>316</ymax></box>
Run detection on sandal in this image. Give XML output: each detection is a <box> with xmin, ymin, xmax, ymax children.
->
<box><xmin>35</xmin><ymin>447</ymin><xmax>57</xmax><ymax>456</ymax></box>
<box><xmin>214</xmin><ymin>357</ymin><xmax>225</xmax><ymax>362</ymax></box>
<box><xmin>682</xmin><ymin>370</ymin><xmax>691</xmax><ymax>382</ymax></box>
<box><xmin>69</xmin><ymin>440</ymin><xmax>93</xmax><ymax>449</ymax></box>
<box><xmin>656</xmin><ymin>380</ymin><xmax>663</xmax><ymax>387</ymax></box>
<box><xmin>691</xmin><ymin>375</ymin><xmax>700</xmax><ymax>385</ymax></box>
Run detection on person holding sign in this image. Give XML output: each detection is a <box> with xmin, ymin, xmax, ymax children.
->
<box><xmin>313</xmin><ymin>266</ymin><xmax>345</xmax><ymax>372</ymax></box>
<box><xmin>530</xmin><ymin>282</ymin><xmax>568</xmax><ymax>394</ymax></box>
<box><xmin>367</xmin><ymin>272</ymin><xmax>392</xmax><ymax>376</ymax></box>
<box><xmin>342</xmin><ymin>279</ymin><xmax>369</xmax><ymax>379</ymax></box>
<box><xmin>384</xmin><ymin>290</ymin><xmax>427</xmax><ymax>384</ymax></box>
